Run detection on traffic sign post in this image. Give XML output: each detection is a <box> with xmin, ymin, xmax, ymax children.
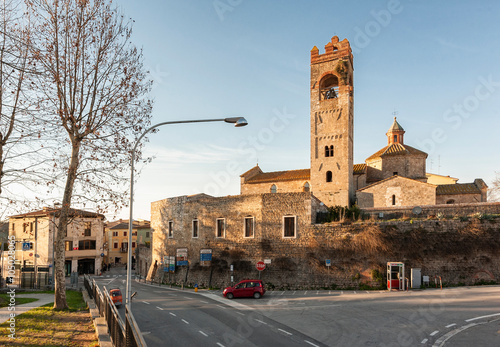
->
<box><xmin>256</xmin><ymin>261</ymin><xmax>265</xmax><ymax>279</ymax></box>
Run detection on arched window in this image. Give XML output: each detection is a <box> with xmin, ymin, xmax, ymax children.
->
<box><xmin>319</xmin><ymin>74</ymin><xmax>339</xmax><ymax>101</ymax></box>
<box><xmin>446</xmin><ymin>199</ymin><xmax>455</xmax><ymax>204</ymax></box>
<box><xmin>303</xmin><ymin>182</ymin><xmax>310</xmax><ymax>192</ymax></box>
<box><xmin>330</xmin><ymin>145</ymin><xmax>334</xmax><ymax>157</ymax></box>
<box><xmin>270</xmin><ymin>184</ymin><xmax>277</xmax><ymax>193</ymax></box>
<box><xmin>326</xmin><ymin>171</ymin><xmax>332</xmax><ymax>182</ymax></box>
<box><xmin>325</xmin><ymin>146</ymin><xmax>330</xmax><ymax>157</ymax></box>
<box><xmin>392</xmin><ymin>195</ymin><xmax>396</xmax><ymax>205</ymax></box>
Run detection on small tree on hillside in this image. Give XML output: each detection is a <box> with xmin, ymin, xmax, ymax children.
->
<box><xmin>489</xmin><ymin>172</ymin><xmax>500</xmax><ymax>202</ymax></box>
<box><xmin>28</xmin><ymin>0</ymin><xmax>153</xmax><ymax>309</ymax></box>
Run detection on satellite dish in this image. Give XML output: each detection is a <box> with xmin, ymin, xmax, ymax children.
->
<box><xmin>412</xmin><ymin>206</ymin><xmax>422</xmax><ymax>215</ymax></box>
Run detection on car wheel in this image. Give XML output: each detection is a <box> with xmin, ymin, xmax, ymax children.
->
<box><xmin>227</xmin><ymin>293</ymin><xmax>234</xmax><ymax>299</ymax></box>
<box><xmin>253</xmin><ymin>292</ymin><xmax>261</xmax><ymax>299</ymax></box>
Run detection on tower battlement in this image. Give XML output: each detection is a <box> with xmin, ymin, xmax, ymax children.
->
<box><xmin>311</xmin><ymin>36</ymin><xmax>353</xmax><ymax>65</ymax></box>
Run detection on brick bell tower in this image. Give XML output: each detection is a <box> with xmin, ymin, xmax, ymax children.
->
<box><xmin>310</xmin><ymin>36</ymin><xmax>354</xmax><ymax>207</ymax></box>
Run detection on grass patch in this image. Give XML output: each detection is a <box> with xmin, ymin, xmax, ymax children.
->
<box><xmin>0</xmin><ymin>294</ymin><xmax>39</xmax><ymax>308</ymax></box>
<box><xmin>0</xmin><ymin>290</ymin><xmax>98</xmax><ymax>346</ymax></box>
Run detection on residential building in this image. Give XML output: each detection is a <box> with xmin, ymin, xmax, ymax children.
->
<box><xmin>4</xmin><ymin>207</ymin><xmax>105</xmax><ymax>288</ymax></box>
<box><xmin>105</xmin><ymin>219</ymin><xmax>151</xmax><ymax>266</ymax></box>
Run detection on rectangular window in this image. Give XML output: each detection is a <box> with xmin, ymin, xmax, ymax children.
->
<box><xmin>121</xmin><ymin>242</ymin><xmax>128</xmax><ymax>252</ymax></box>
<box><xmin>23</xmin><ymin>223</ymin><xmax>28</xmax><ymax>233</ymax></box>
<box><xmin>283</xmin><ymin>216</ymin><xmax>296</xmax><ymax>238</ymax></box>
<box><xmin>65</xmin><ymin>241</ymin><xmax>73</xmax><ymax>251</ymax></box>
<box><xmin>84</xmin><ymin>222</ymin><xmax>91</xmax><ymax>236</ymax></box>
<box><xmin>124</xmin><ymin>231</ymin><xmax>127</xmax><ymax>237</ymax></box>
<box><xmin>216</xmin><ymin>218</ymin><xmax>225</xmax><ymax>238</ymax></box>
<box><xmin>12</xmin><ymin>223</ymin><xmax>15</xmax><ymax>232</ymax></box>
<box><xmin>78</xmin><ymin>240</ymin><xmax>96</xmax><ymax>250</ymax></box>
<box><xmin>132</xmin><ymin>231</ymin><xmax>137</xmax><ymax>236</ymax></box>
<box><xmin>112</xmin><ymin>231</ymin><xmax>118</xmax><ymax>237</ymax></box>
<box><xmin>113</xmin><ymin>242</ymin><xmax>118</xmax><ymax>249</ymax></box>
<box><xmin>168</xmin><ymin>221</ymin><xmax>173</xmax><ymax>238</ymax></box>
<box><xmin>192</xmin><ymin>219</ymin><xmax>198</xmax><ymax>238</ymax></box>
<box><xmin>244</xmin><ymin>217</ymin><xmax>254</xmax><ymax>238</ymax></box>
<box><xmin>132</xmin><ymin>242</ymin><xmax>136</xmax><ymax>248</ymax></box>
<box><xmin>146</xmin><ymin>231</ymin><xmax>150</xmax><ymax>238</ymax></box>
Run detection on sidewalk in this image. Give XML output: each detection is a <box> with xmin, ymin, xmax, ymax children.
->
<box><xmin>0</xmin><ymin>293</ymin><xmax>54</xmax><ymax>324</ymax></box>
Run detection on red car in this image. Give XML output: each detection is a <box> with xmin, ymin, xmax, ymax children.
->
<box><xmin>223</xmin><ymin>280</ymin><xmax>265</xmax><ymax>299</ymax></box>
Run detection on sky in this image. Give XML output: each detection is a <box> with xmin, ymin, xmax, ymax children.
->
<box><xmin>113</xmin><ymin>0</ymin><xmax>500</xmax><ymax>220</ymax></box>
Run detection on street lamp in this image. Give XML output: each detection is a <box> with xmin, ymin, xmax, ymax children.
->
<box><xmin>126</xmin><ymin>117</ymin><xmax>248</xmax><ymax>310</ymax></box>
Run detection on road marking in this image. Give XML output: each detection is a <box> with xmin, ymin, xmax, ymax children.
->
<box><xmin>445</xmin><ymin>323</ymin><xmax>456</xmax><ymax>328</ymax></box>
<box><xmin>278</xmin><ymin>328</ymin><xmax>292</xmax><ymax>336</ymax></box>
<box><xmin>353</xmin><ymin>291</ymin><xmax>357</xmax><ymax>294</ymax></box>
<box><xmin>156</xmin><ymin>306</ymin><xmax>163</xmax><ymax>310</ymax></box>
<box><xmin>217</xmin><ymin>343</ymin><xmax>225</xmax><ymax>347</ymax></box>
<box><xmin>154</xmin><ymin>291</ymin><xmax>164</xmax><ymax>293</ymax></box>
<box><xmin>432</xmin><ymin>323</ymin><xmax>478</xmax><ymax>347</ymax></box>
<box><xmin>341</xmin><ymin>291</ymin><xmax>344</xmax><ymax>295</ymax></box>
<box><xmin>236</xmin><ymin>312</ymin><xmax>245</xmax><ymax>316</ymax></box>
<box><xmin>280</xmin><ymin>292</ymin><xmax>285</xmax><ymax>296</ymax></box>
<box><xmin>293</xmin><ymin>291</ymin><xmax>296</xmax><ymax>295</ymax></box>
<box><xmin>365</xmin><ymin>291</ymin><xmax>370</xmax><ymax>294</ymax></box>
<box><xmin>169</xmin><ymin>312</ymin><xmax>176</xmax><ymax>317</ymax></box>
<box><xmin>316</xmin><ymin>291</ymin><xmax>319</xmax><ymax>295</ymax></box>
<box><xmin>305</xmin><ymin>340</ymin><xmax>320</xmax><ymax>347</ymax></box>
<box><xmin>200</xmin><ymin>300</ymin><xmax>209</xmax><ymax>304</ymax></box>
<box><xmin>182</xmin><ymin>319</ymin><xmax>189</xmax><ymax>324</ymax></box>
<box><xmin>329</xmin><ymin>291</ymin><xmax>331</xmax><ymax>295</ymax></box>
<box><xmin>465</xmin><ymin>312</ymin><xmax>500</xmax><ymax>322</ymax></box>
<box><xmin>216</xmin><ymin>304</ymin><xmax>226</xmax><ymax>309</ymax></box>
<box><xmin>199</xmin><ymin>331</ymin><xmax>208</xmax><ymax>337</ymax></box>
<box><xmin>255</xmin><ymin>319</ymin><xmax>267</xmax><ymax>325</ymax></box>
<box><xmin>430</xmin><ymin>330</ymin><xmax>439</xmax><ymax>336</ymax></box>
<box><xmin>421</xmin><ymin>338</ymin><xmax>428</xmax><ymax>344</ymax></box>
<box><xmin>142</xmin><ymin>301</ymin><xmax>150</xmax><ymax>305</ymax></box>
<box><xmin>304</xmin><ymin>291</ymin><xmax>307</xmax><ymax>295</ymax></box>
<box><xmin>183</xmin><ymin>296</ymin><xmax>192</xmax><ymax>300</ymax></box>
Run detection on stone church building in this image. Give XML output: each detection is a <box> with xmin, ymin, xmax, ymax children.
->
<box><xmin>149</xmin><ymin>36</ymin><xmax>487</xmax><ymax>283</ymax></box>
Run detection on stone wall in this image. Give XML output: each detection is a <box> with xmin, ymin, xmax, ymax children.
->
<box><xmin>150</xmin><ymin>193</ymin><xmax>500</xmax><ymax>290</ymax></box>
<box><xmin>436</xmin><ymin>193</ymin><xmax>482</xmax><ymax>205</ymax></box>
<box><xmin>357</xmin><ymin>176</ymin><xmax>436</xmax><ymax>208</ymax></box>
<box><xmin>240</xmin><ymin>179</ymin><xmax>310</xmax><ymax>195</ymax></box>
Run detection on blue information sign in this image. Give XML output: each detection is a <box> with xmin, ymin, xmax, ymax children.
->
<box><xmin>22</xmin><ymin>242</ymin><xmax>31</xmax><ymax>251</ymax></box>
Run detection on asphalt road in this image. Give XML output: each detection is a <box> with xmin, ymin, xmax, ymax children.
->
<box><xmin>93</xmin><ymin>269</ymin><xmax>500</xmax><ymax>347</ymax></box>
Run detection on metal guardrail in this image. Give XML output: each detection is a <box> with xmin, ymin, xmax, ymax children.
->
<box><xmin>84</xmin><ymin>275</ymin><xmax>146</xmax><ymax>347</ymax></box>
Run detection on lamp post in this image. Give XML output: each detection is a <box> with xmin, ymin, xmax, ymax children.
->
<box><xmin>126</xmin><ymin>117</ymin><xmax>247</xmax><ymax>310</ymax></box>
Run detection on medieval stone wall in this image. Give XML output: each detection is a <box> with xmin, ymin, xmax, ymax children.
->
<box><xmin>150</xmin><ymin>194</ymin><xmax>500</xmax><ymax>290</ymax></box>
<box><xmin>240</xmin><ymin>179</ymin><xmax>310</xmax><ymax>195</ymax></box>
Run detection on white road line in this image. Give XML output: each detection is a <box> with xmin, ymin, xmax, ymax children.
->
<box><xmin>183</xmin><ymin>296</ymin><xmax>192</xmax><ymax>300</ymax></box>
<box><xmin>169</xmin><ymin>312</ymin><xmax>176</xmax><ymax>317</ymax></box>
<box><xmin>199</xmin><ymin>331</ymin><xmax>208</xmax><ymax>337</ymax></box>
<box><xmin>329</xmin><ymin>291</ymin><xmax>331</xmax><ymax>295</ymax></box>
<box><xmin>236</xmin><ymin>311</ymin><xmax>245</xmax><ymax>316</ymax></box>
<box><xmin>216</xmin><ymin>304</ymin><xmax>226</xmax><ymax>309</ymax></box>
<box><xmin>341</xmin><ymin>291</ymin><xmax>344</xmax><ymax>295</ymax></box>
<box><xmin>278</xmin><ymin>328</ymin><xmax>292</xmax><ymax>336</ymax></box>
<box><xmin>421</xmin><ymin>338</ymin><xmax>428</xmax><ymax>344</ymax></box>
<box><xmin>365</xmin><ymin>291</ymin><xmax>370</xmax><ymax>294</ymax></box>
<box><xmin>305</xmin><ymin>340</ymin><xmax>320</xmax><ymax>347</ymax></box>
<box><xmin>142</xmin><ymin>301</ymin><xmax>150</xmax><ymax>304</ymax></box>
<box><xmin>200</xmin><ymin>300</ymin><xmax>209</xmax><ymax>304</ymax></box>
<box><xmin>217</xmin><ymin>343</ymin><xmax>225</xmax><ymax>347</ymax></box>
<box><xmin>353</xmin><ymin>291</ymin><xmax>357</xmax><ymax>294</ymax></box>
<box><xmin>255</xmin><ymin>319</ymin><xmax>267</xmax><ymax>325</ymax></box>
<box><xmin>182</xmin><ymin>319</ymin><xmax>189</xmax><ymax>324</ymax></box>
<box><xmin>316</xmin><ymin>291</ymin><xmax>319</xmax><ymax>295</ymax></box>
<box><xmin>445</xmin><ymin>323</ymin><xmax>456</xmax><ymax>328</ymax></box>
<box><xmin>430</xmin><ymin>330</ymin><xmax>439</xmax><ymax>336</ymax></box>
<box><xmin>293</xmin><ymin>291</ymin><xmax>296</xmax><ymax>295</ymax></box>
<box><xmin>280</xmin><ymin>292</ymin><xmax>285</xmax><ymax>296</ymax></box>
<box><xmin>304</xmin><ymin>291</ymin><xmax>308</xmax><ymax>295</ymax></box>
<box><xmin>156</xmin><ymin>306</ymin><xmax>163</xmax><ymax>310</ymax></box>
<box><xmin>465</xmin><ymin>312</ymin><xmax>500</xmax><ymax>322</ymax></box>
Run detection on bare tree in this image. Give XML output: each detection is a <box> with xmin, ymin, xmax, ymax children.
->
<box><xmin>0</xmin><ymin>0</ymin><xmax>41</xmax><ymax>217</ymax></box>
<box><xmin>28</xmin><ymin>0</ymin><xmax>153</xmax><ymax>309</ymax></box>
<box><xmin>489</xmin><ymin>172</ymin><xmax>500</xmax><ymax>202</ymax></box>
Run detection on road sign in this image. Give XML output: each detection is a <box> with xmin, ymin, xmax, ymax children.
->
<box><xmin>326</xmin><ymin>259</ymin><xmax>331</xmax><ymax>267</ymax></box>
<box><xmin>256</xmin><ymin>261</ymin><xmax>266</xmax><ymax>271</ymax></box>
<box><xmin>22</xmin><ymin>242</ymin><xmax>31</xmax><ymax>251</ymax></box>
<box><xmin>264</xmin><ymin>259</ymin><xmax>272</xmax><ymax>264</ymax></box>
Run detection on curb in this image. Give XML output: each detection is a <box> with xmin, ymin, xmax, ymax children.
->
<box><xmin>83</xmin><ymin>291</ymin><xmax>113</xmax><ymax>347</ymax></box>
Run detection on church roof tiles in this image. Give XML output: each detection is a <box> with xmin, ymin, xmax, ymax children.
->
<box><xmin>366</xmin><ymin>143</ymin><xmax>427</xmax><ymax>161</ymax></box>
<box><xmin>436</xmin><ymin>183</ymin><xmax>482</xmax><ymax>195</ymax></box>
<box><xmin>245</xmin><ymin>168</ymin><xmax>311</xmax><ymax>184</ymax></box>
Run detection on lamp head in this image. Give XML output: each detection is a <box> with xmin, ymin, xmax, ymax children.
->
<box><xmin>224</xmin><ymin>117</ymin><xmax>248</xmax><ymax>127</ymax></box>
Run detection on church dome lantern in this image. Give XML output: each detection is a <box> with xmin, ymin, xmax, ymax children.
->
<box><xmin>386</xmin><ymin>117</ymin><xmax>405</xmax><ymax>145</ymax></box>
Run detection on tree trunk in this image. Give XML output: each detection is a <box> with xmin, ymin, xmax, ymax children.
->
<box><xmin>54</xmin><ymin>139</ymin><xmax>80</xmax><ymax>310</ymax></box>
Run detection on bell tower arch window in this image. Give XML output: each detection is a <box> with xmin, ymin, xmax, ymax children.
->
<box><xmin>324</xmin><ymin>145</ymin><xmax>334</xmax><ymax>157</ymax></box>
<box><xmin>270</xmin><ymin>184</ymin><xmax>277</xmax><ymax>193</ymax></box>
<box><xmin>326</xmin><ymin>171</ymin><xmax>332</xmax><ymax>182</ymax></box>
<box><xmin>319</xmin><ymin>74</ymin><xmax>339</xmax><ymax>101</ymax></box>
<box><xmin>303</xmin><ymin>182</ymin><xmax>310</xmax><ymax>192</ymax></box>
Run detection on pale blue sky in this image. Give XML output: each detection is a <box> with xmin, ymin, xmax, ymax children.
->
<box><xmin>116</xmin><ymin>0</ymin><xmax>500</xmax><ymax>220</ymax></box>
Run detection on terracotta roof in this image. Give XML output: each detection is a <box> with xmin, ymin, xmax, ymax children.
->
<box><xmin>240</xmin><ymin>165</ymin><xmax>263</xmax><ymax>177</ymax></box>
<box><xmin>353</xmin><ymin>163</ymin><xmax>366</xmax><ymax>174</ymax></box>
<box><xmin>436</xmin><ymin>183</ymin><xmax>481</xmax><ymax>195</ymax></box>
<box><xmin>245</xmin><ymin>169</ymin><xmax>311</xmax><ymax>184</ymax></box>
<box><xmin>108</xmin><ymin>220</ymin><xmax>150</xmax><ymax>230</ymax></box>
<box><xmin>9</xmin><ymin>207</ymin><xmax>105</xmax><ymax>219</ymax></box>
<box><xmin>366</xmin><ymin>143</ymin><xmax>427</xmax><ymax>161</ymax></box>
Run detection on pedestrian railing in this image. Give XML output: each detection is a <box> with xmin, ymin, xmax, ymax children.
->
<box><xmin>84</xmin><ymin>275</ymin><xmax>146</xmax><ymax>347</ymax></box>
